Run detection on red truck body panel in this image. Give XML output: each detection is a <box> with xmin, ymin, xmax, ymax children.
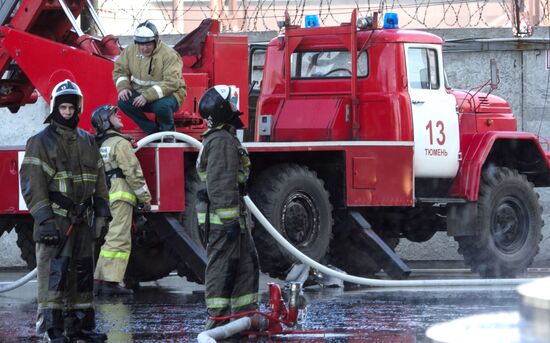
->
<box><xmin>0</xmin><ymin>149</ymin><xmax>21</xmax><ymax>214</ymax></box>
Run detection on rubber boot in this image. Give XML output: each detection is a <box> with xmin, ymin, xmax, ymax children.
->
<box><xmin>97</xmin><ymin>281</ymin><xmax>133</xmax><ymax>296</ymax></box>
<box><xmin>68</xmin><ymin>329</ymin><xmax>107</xmax><ymax>343</ymax></box>
<box><xmin>43</xmin><ymin>328</ymin><xmax>69</xmax><ymax>343</ymax></box>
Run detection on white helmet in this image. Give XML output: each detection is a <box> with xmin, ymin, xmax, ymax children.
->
<box><xmin>46</xmin><ymin>79</ymin><xmax>83</xmax><ymax>122</ymax></box>
<box><xmin>134</xmin><ymin>20</ymin><xmax>159</xmax><ymax>45</ymax></box>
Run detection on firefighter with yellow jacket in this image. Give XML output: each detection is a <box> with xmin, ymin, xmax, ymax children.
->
<box><xmin>113</xmin><ymin>20</ymin><xmax>186</xmax><ymax>134</ymax></box>
<box><xmin>196</xmin><ymin>85</ymin><xmax>260</xmax><ymax>329</ymax></box>
<box><xmin>20</xmin><ymin>80</ymin><xmax>111</xmax><ymax>343</ymax></box>
<box><xmin>91</xmin><ymin>104</ymin><xmax>152</xmax><ymax>296</ymax></box>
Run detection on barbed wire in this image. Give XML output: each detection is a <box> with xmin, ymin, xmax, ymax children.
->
<box><xmin>97</xmin><ymin>0</ymin><xmax>550</xmax><ymax>35</ymax></box>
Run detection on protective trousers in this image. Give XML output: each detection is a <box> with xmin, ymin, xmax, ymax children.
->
<box><xmin>118</xmin><ymin>90</ymin><xmax>178</xmax><ymax>134</ymax></box>
<box><xmin>205</xmin><ymin>225</ymin><xmax>260</xmax><ymax>330</ymax></box>
<box><xmin>94</xmin><ymin>200</ymin><xmax>133</xmax><ymax>283</ymax></box>
<box><xmin>36</xmin><ymin>221</ymin><xmax>95</xmax><ymax>335</ymax></box>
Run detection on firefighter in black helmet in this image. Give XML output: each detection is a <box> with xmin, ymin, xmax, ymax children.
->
<box><xmin>196</xmin><ymin>85</ymin><xmax>259</xmax><ymax>329</ymax></box>
<box><xmin>91</xmin><ymin>105</ymin><xmax>151</xmax><ymax>296</ymax></box>
<box><xmin>20</xmin><ymin>80</ymin><xmax>111</xmax><ymax>342</ymax></box>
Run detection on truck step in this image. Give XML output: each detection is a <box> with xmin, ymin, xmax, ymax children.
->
<box><xmin>349</xmin><ymin>211</ymin><xmax>411</xmax><ymax>279</ymax></box>
<box><xmin>416</xmin><ymin>197</ymin><xmax>468</xmax><ymax>204</ymax></box>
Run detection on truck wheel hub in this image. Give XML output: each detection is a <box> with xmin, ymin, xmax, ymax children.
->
<box><xmin>281</xmin><ymin>192</ymin><xmax>319</xmax><ymax>246</ymax></box>
<box><xmin>492</xmin><ymin>196</ymin><xmax>528</xmax><ymax>253</ymax></box>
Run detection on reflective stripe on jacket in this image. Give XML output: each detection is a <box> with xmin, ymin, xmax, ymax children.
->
<box><xmin>112</xmin><ymin>42</ymin><xmax>187</xmax><ymax>106</ymax></box>
<box><xmin>196</xmin><ymin>125</ymin><xmax>250</xmax><ymax>227</ymax></box>
<box><xmin>99</xmin><ymin>130</ymin><xmax>152</xmax><ymax>206</ymax></box>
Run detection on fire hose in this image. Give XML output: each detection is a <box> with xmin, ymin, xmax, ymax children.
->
<box><xmin>0</xmin><ymin>131</ymin><xmax>537</xmax><ymax>294</ymax></box>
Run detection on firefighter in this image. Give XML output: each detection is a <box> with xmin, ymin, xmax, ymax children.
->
<box><xmin>196</xmin><ymin>85</ymin><xmax>260</xmax><ymax>330</ymax></box>
<box><xmin>113</xmin><ymin>20</ymin><xmax>187</xmax><ymax>135</ymax></box>
<box><xmin>91</xmin><ymin>104</ymin><xmax>152</xmax><ymax>296</ymax></box>
<box><xmin>19</xmin><ymin>80</ymin><xmax>111</xmax><ymax>343</ymax></box>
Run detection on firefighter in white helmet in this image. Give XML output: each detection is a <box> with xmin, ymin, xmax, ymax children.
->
<box><xmin>113</xmin><ymin>20</ymin><xmax>187</xmax><ymax>134</ymax></box>
<box><xmin>20</xmin><ymin>79</ymin><xmax>111</xmax><ymax>342</ymax></box>
<box><xmin>196</xmin><ymin>85</ymin><xmax>260</xmax><ymax>329</ymax></box>
<box><xmin>91</xmin><ymin>104</ymin><xmax>152</xmax><ymax>296</ymax></box>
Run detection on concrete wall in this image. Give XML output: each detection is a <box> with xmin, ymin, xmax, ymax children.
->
<box><xmin>2</xmin><ymin>28</ymin><xmax>550</xmax><ymax>267</ymax></box>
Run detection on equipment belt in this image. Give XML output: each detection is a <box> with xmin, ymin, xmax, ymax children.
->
<box><xmin>105</xmin><ymin>168</ymin><xmax>125</xmax><ymax>188</ymax></box>
<box><xmin>106</xmin><ymin>168</ymin><xmax>125</xmax><ymax>179</ymax></box>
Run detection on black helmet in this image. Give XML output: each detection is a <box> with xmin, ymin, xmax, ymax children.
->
<box><xmin>45</xmin><ymin>79</ymin><xmax>83</xmax><ymax>123</ymax></box>
<box><xmin>91</xmin><ymin>104</ymin><xmax>117</xmax><ymax>135</ymax></box>
<box><xmin>134</xmin><ymin>20</ymin><xmax>159</xmax><ymax>45</ymax></box>
<box><xmin>198</xmin><ymin>85</ymin><xmax>243</xmax><ymax>128</ymax></box>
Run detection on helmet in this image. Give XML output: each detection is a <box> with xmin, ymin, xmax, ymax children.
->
<box><xmin>198</xmin><ymin>85</ymin><xmax>243</xmax><ymax>128</ymax></box>
<box><xmin>134</xmin><ymin>20</ymin><xmax>159</xmax><ymax>45</ymax></box>
<box><xmin>91</xmin><ymin>104</ymin><xmax>118</xmax><ymax>135</ymax></box>
<box><xmin>46</xmin><ymin>79</ymin><xmax>83</xmax><ymax>122</ymax></box>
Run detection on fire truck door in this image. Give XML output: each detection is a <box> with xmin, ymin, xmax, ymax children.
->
<box><xmin>405</xmin><ymin>44</ymin><xmax>459</xmax><ymax>178</ymax></box>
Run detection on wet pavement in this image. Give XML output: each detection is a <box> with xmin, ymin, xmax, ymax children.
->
<box><xmin>0</xmin><ymin>268</ymin><xmax>546</xmax><ymax>342</ymax></box>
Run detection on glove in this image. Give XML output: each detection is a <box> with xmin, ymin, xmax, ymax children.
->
<box><xmin>95</xmin><ymin>217</ymin><xmax>109</xmax><ymax>242</ymax></box>
<box><xmin>38</xmin><ymin>220</ymin><xmax>60</xmax><ymax>246</ymax></box>
<box><xmin>139</xmin><ymin>202</ymin><xmax>151</xmax><ymax>212</ymax></box>
<box><xmin>223</xmin><ymin>222</ymin><xmax>241</xmax><ymax>240</ymax></box>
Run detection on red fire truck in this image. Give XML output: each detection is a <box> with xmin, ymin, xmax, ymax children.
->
<box><xmin>1</xmin><ymin>1</ymin><xmax>548</xmax><ymax>285</ymax></box>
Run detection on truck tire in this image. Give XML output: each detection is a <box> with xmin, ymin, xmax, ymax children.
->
<box><xmin>249</xmin><ymin>164</ymin><xmax>333</xmax><ymax>278</ymax></box>
<box><xmin>455</xmin><ymin>167</ymin><xmax>543</xmax><ymax>278</ymax></box>
<box><xmin>15</xmin><ymin>223</ymin><xmax>36</xmax><ymax>270</ymax></box>
<box><xmin>125</xmin><ymin>242</ymin><xmax>178</xmax><ymax>284</ymax></box>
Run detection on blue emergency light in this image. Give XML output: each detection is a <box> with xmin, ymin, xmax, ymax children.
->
<box><xmin>383</xmin><ymin>13</ymin><xmax>399</xmax><ymax>29</ymax></box>
<box><xmin>305</xmin><ymin>15</ymin><xmax>320</xmax><ymax>28</ymax></box>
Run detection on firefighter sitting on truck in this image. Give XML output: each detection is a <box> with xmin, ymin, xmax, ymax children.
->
<box><xmin>113</xmin><ymin>20</ymin><xmax>187</xmax><ymax>135</ymax></box>
<box><xmin>196</xmin><ymin>85</ymin><xmax>260</xmax><ymax>330</ymax></box>
<box><xmin>91</xmin><ymin>104</ymin><xmax>152</xmax><ymax>296</ymax></box>
<box><xmin>19</xmin><ymin>80</ymin><xmax>111</xmax><ymax>343</ymax></box>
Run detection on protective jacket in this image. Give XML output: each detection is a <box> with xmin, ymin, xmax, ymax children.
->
<box><xmin>20</xmin><ymin>122</ymin><xmax>110</xmax><ymax>236</ymax></box>
<box><xmin>20</xmin><ymin>121</ymin><xmax>110</xmax><ymax>335</ymax></box>
<box><xmin>95</xmin><ymin>129</ymin><xmax>151</xmax><ymax>284</ymax></box>
<box><xmin>113</xmin><ymin>42</ymin><xmax>186</xmax><ymax>106</ymax></box>
<box><xmin>98</xmin><ymin>130</ymin><xmax>152</xmax><ymax>206</ymax></box>
<box><xmin>196</xmin><ymin>125</ymin><xmax>250</xmax><ymax>228</ymax></box>
<box><xmin>196</xmin><ymin>124</ymin><xmax>259</xmax><ymax>330</ymax></box>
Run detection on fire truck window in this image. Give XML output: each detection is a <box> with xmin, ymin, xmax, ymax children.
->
<box><xmin>250</xmin><ymin>49</ymin><xmax>265</xmax><ymax>92</ymax></box>
<box><xmin>291</xmin><ymin>51</ymin><xmax>368</xmax><ymax>79</ymax></box>
<box><xmin>407</xmin><ymin>48</ymin><xmax>440</xmax><ymax>90</ymax></box>
<box><xmin>427</xmin><ymin>49</ymin><xmax>440</xmax><ymax>89</ymax></box>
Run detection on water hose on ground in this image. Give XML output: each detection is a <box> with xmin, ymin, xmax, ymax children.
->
<box><xmin>197</xmin><ymin>317</ymin><xmax>252</xmax><ymax>343</ymax></box>
<box><xmin>0</xmin><ymin>268</ymin><xmax>36</xmax><ymax>293</ymax></box>
<box><xmin>1</xmin><ymin>131</ymin><xmax>538</xmax><ymax>293</ymax></box>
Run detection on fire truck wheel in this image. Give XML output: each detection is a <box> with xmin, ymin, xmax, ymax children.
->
<box><xmin>15</xmin><ymin>222</ymin><xmax>37</xmax><ymax>270</ymax></box>
<box><xmin>249</xmin><ymin>163</ymin><xmax>333</xmax><ymax>279</ymax></box>
<box><xmin>456</xmin><ymin>167</ymin><xmax>543</xmax><ymax>278</ymax></box>
<box><xmin>125</xmin><ymin>243</ymin><xmax>178</xmax><ymax>284</ymax></box>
